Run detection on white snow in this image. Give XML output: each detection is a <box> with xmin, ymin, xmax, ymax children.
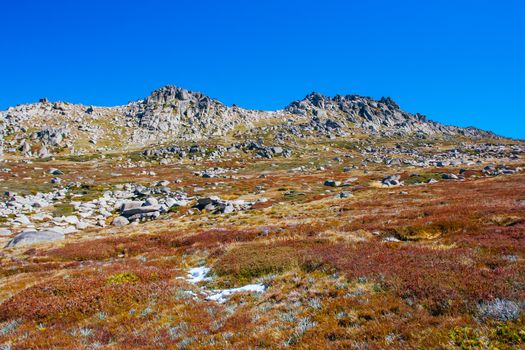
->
<box><xmin>187</xmin><ymin>266</ymin><xmax>211</xmax><ymax>283</ymax></box>
<box><xmin>207</xmin><ymin>284</ymin><xmax>266</xmax><ymax>303</ymax></box>
<box><xmin>183</xmin><ymin>266</ymin><xmax>266</xmax><ymax>303</ymax></box>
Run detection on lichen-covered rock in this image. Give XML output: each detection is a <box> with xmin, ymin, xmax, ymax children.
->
<box><xmin>5</xmin><ymin>230</ymin><xmax>64</xmax><ymax>248</ymax></box>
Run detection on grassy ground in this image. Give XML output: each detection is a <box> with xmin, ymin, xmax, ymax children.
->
<box><xmin>0</xmin><ymin>143</ymin><xmax>524</xmax><ymax>349</ymax></box>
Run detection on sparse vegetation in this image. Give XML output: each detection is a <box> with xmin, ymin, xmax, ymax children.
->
<box><xmin>0</xmin><ymin>119</ymin><xmax>523</xmax><ymax>348</ymax></box>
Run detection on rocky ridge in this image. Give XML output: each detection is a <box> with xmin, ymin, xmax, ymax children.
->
<box><xmin>285</xmin><ymin>93</ymin><xmax>495</xmax><ymax>138</ymax></box>
<box><xmin>0</xmin><ymin>86</ymin><xmax>503</xmax><ymax>159</ymax></box>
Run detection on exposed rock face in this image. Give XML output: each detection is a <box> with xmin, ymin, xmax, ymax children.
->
<box><xmin>285</xmin><ymin>93</ymin><xmax>496</xmax><ymax>138</ymax></box>
<box><xmin>126</xmin><ymin>86</ymin><xmax>276</xmax><ymax>140</ymax></box>
<box><xmin>0</xmin><ymin>85</ymin><xmax>501</xmax><ymax>158</ymax></box>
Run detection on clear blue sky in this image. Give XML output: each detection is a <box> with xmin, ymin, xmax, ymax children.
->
<box><xmin>1</xmin><ymin>0</ymin><xmax>524</xmax><ymax>139</ymax></box>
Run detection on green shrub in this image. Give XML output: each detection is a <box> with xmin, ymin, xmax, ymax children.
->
<box><xmin>106</xmin><ymin>272</ymin><xmax>139</xmax><ymax>285</ymax></box>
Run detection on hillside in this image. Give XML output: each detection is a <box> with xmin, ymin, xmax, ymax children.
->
<box><xmin>0</xmin><ymin>85</ymin><xmax>500</xmax><ymax>159</ymax></box>
<box><xmin>0</xmin><ymin>87</ymin><xmax>524</xmax><ymax>349</ymax></box>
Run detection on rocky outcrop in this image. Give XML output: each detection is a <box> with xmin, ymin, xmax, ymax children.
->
<box><xmin>285</xmin><ymin>92</ymin><xmax>497</xmax><ymax>139</ymax></box>
<box><xmin>126</xmin><ymin>86</ymin><xmax>276</xmax><ymax>140</ymax></box>
<box><xmin>0</xmin><ymin>86</ymin><xmax>502</xmax><ymax>158</ymax></box>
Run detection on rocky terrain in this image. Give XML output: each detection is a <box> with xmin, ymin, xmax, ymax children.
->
<box><xmin>0</xmin><ymin>86</ymin><xmax>524</xmax><ymax>349</ymax></box>
<box><xmin>0</xmin><ymin>85</ymin><xmax>499</xmax><ymax>159</ymax></box>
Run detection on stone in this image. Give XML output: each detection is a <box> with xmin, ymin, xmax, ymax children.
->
<box><xmin>49</xmin><ymin>226</ymin><xmax>77</xmax><ymax>234</ymax></box>
<box><xmin>121</xmin><ymin>206</ymin><xmax>160</xmax><ymax>218</ymax></box>
<box><xmin>64</xmin><ymin>215</ymin><xmax>79</xmax><ymax>225</ymax></box>
<box><xmin>48</xmin><ymin>168</ymin><xmax>63</xmax><ymax>175</ymax></box>
<box><xmin>382</xmin><ymin>175</ymin><xmax>402</xmax><ymax>187</ymax></box>
<box><xmin>127</xmin><ymin>210</ymin><xmax>160</xmax><ymax>222</ymax></box>
<box><xmin>0</xmin><ymin>228</ymin><xmax>12</xmax><ymax>236</ymax></box>
<box><xmin>120</xmin><ymin>201</ymin><xmax>143</xmax><ymax>212</ymax></box>
<box><xmin>157</xmin><ymin>180</ymin><xmax>170</xmax><ymax>187</ymax></box>
<box><xmin>223</xmin><ymin>204</ymin><xmax>235</xmax><ymax>214</ymax></box>
<box><xmin>20</xmin><ymin>141</ymin><xmax>31</xmax><ymax>154</ymax></box>
<box><xmin>335</xmin><ymin>192</ymin><xmax>353</xmax><ymax>198</ymax></box>
<box><xmin>51</xmin><ymin>177</ymin><xmax>61</xmax><ymax>184</ymax></box>
<box><xmin>76</xmin><ymin>221</ymin><xmax>90</xmax><ymax>230</ymax></box>
<box><xmin>14</xmin><ymin>215</ymin><xmax>31</xmax><ymax>225</ymax></box>
<box><xmin>5</xmin><ymin>230</ymin><xmax>64</xmax><ymax>248</ymax></box>
<box><xmin>270</xmin><ymin>146</ymin><xmax>283</xmax><ymax>154</ymax></box>
<box><xmin>324</xmin><ymin>180</ymin><xmax>341</xmax><ymax>187</ymax></box>
<box><xmin>442</xmin><ymin>173</ymin><xmax>459</xmax><ymax>180</ymax></box>
<box><xmin>194</xmin><ymin>196</ymin><xmax>252</xmax><ymax>214</ymax></box>
<box><xmin>204</xmin><ymin>203</ymin><xmax>216</xmax><ymax>211</ymax></box>
<box><xmin>112</xmin><ymin>216</ymin><xmax>130</xmax><ymax>226</ymax></box>
<box><xmin>165</xmin><ymin>198</ymin><xmax>188</xmax><ymax>208</ymax></box>
<box><xmin>196</xmin><ymin>197</ymin><xmax>217</xmax><ymax>209</ymax></box>
<box><xmin>144</xmin><ymin>197</ymin><xmax>158</xmax><ymax>206</ymax></box>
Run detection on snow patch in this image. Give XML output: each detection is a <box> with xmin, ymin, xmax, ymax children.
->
<box><xmin>207</xmin><ymin>284</ymin><xmax>266</xmax><ymax>303</ymax></box>
<box><xmin>184</xmin><ymin>265</ymin><xmax>266</xmax><ymax>303</ymax></box>
<box><xmin>187</xmin><ymin>266</ymin><xmax>212</xmax><ymax>283</ymax></box>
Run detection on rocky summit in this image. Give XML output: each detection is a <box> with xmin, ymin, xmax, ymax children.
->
<box><xmin>0</xmin><ymin>85</ymin><xmax>498</xmax><ymax>159</ymax></box>
<box><xmin>0</xmin><ymin>86</ymin><xmax>524</xmax><ymax>349</ymax></box>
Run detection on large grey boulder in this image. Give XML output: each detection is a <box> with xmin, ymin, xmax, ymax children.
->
<box><xmin>5</xmin><ymin>230</ymin><xmax>64</xmax><ymax>248</ymax></box>
<box><xmin>270</xmin><ymin>146</ymin><xmax>283</xmax><ymax>154</ymax></box>
<box><xmin>144</xmin><ymin>197</ymin><xmax>158</xmax><ymax>206</ymax></box>
<box><xmin>165</xmin><ymin>198</ymin><xmax>188</xmax><ymax>208</ymax></box>
<box><xmin>120</xmin><ymin>201</ymin><xmax>143</xmax><ymax>212</ymax></box>
<box><xmin>195</xmin><ymin>196</ymin><xmax>220</xmax><ymax>210</ymax></box>
<box><xmin>121</xmin><ymin>205</ymin><xmax>160</xmax><ymax>218</ymax></box>
<box><xmin>112</xmin><ymin>216</ymin><xmax>130</xmax><ymax>226</ymax></box>
<box><xmin>14</xmin><ymin>215</ymin><xmax>31</xmax><ymax>225</ymax></box>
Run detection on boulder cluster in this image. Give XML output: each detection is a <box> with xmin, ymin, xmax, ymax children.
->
<box><xmin>143</xmin><ymin>141</ymin><xmax>292</xmax><ymax>161</ymax></box>
<box><xmin>194</xmin><ymin>196</ymin><xmax>255</xmax><ymax>214</ymax></box>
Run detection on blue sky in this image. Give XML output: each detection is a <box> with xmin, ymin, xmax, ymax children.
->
<box><xmin>1</xmin><ymin>0</ymin><xmax>524</xmax><ymax>138</ymax></box>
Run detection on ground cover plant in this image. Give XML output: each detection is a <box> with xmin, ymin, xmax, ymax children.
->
<box><xmin>0</xmin><ymin>118</ymin><xmax>524</xmax><ymax>349</ymax></box>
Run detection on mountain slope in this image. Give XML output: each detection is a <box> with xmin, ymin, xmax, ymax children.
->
<box><xmin>285</xmin><ymin>92</ymin><xmax>494</xmax><ymax>138</ymax></box>
<box><xmin>0</xmin><ymin>85</ymin><xmax>499</xmax><ymax>158</ymax></box>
